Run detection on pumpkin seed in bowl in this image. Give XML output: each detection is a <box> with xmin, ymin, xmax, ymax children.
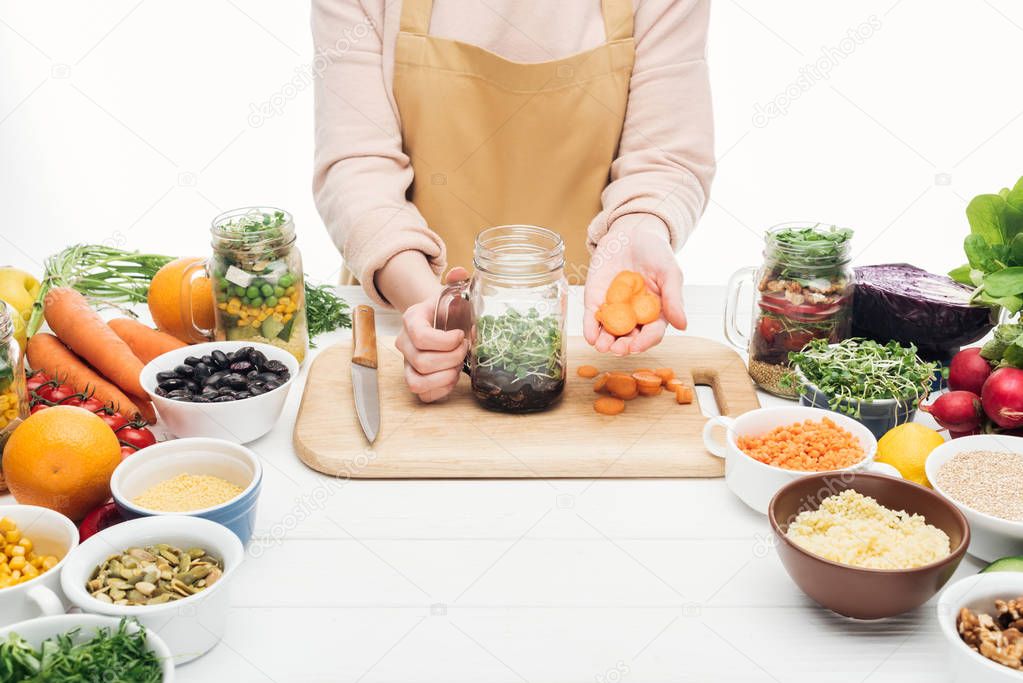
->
<box><xmin>86</xmin><ymin>543</ymin><xmax>223</xmax><ymax>606</ymax></box>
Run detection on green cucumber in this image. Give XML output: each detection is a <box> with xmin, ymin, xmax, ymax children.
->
<box><xmin>261</xmin><ymin>316</ymin><xmax>285</xmax><ymax>340</ymax></box>
<box><xmin>981</xmin><ymin>556</ymin><xmax>1023</xmax><ymax>573</ymax></box>
<box><xmin>277</xmin><ymin>316</ymin><xmax>295</xmax><ymax>341</ymax></box>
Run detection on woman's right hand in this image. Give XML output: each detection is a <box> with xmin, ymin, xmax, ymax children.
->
<box><xmin>394</xmin><ymin>268</ymin><xmax>470</xmax><ymax>403</ymax></box>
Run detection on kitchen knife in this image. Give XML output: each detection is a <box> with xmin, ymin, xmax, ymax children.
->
<box><xmin>351</xmin><ymin>304</ymin><xmax>380</xmax><ymax>443</ymax></box>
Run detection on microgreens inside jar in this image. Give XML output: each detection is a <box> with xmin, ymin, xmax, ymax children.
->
<box><xmin>436</xmin><ymin>225</ymin><xmax>568</xmax><ymax>413</ymax></box>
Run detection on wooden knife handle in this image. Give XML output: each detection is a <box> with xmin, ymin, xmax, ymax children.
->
<box><xmin>352</xmin><ymin>305</ymin><xmax>377</xmax><ymax>369</ymax></box>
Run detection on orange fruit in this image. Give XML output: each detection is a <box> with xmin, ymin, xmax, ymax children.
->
<box><xmin>148</xmin><ymin>257</ymin><xmax>214</xmax><ymax>343</ymax></box>
<box><xmin>3</xmin><ymin>406</ymin><xmax>122</xmax><ymax>521</ymax></box>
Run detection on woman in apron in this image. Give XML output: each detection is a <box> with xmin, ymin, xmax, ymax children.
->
<box><xmin>313</xmin><ymin>0</ymin><xmax>714</xmax><ymax>402</ymax></box>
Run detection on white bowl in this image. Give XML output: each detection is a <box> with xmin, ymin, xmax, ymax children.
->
<box><xmin>0</xmin><ymin>613</ymin><xmax>175</xmax><ymax>681</ymax></box>
<box><xmin>139</xmin><ymin>341</ymin><xmax>298</xmax><ymax>443</ymax></box>
<box><xmin>703</xmin><ymin>406</ymin><xmax>898</xmax><ymax>514</ymax></box>
<box><xmin>110</xmin><ymin>437</ymin><xmax>263</xmax><ymax>544</ymax></box>
<box><xmin>60</xmin><ymin>515</ymin><xmax>244</xmax><ymax>665</ymax></box>
<box><xmin>926</xmin><ymin>434</ymin><xmax>1023</xmax><ymax>562</ymax></box>
<box><xmin>938</xmin><ymin>572</ymin><xmax>1023</xmax><ymax>682</ymax></box>
<box><xmin>0</xmin><ymin>505</ymin><xmax>79</xmax><ymax>627</ymax></box>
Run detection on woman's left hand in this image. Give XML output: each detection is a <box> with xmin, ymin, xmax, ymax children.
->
<box><xmin>584</xmin><ymin>216</ymin><xmax>688</xmax><ymax>355</ymax></box>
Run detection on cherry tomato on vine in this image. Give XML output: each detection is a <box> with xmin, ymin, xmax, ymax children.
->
<box><xmin>96</xmin><ymin>410</ymin><xmax>129</xmax><ymax>431</ymax></box>
<box><xmin>45</xmin><ymin>384</ymin><xmax>79</xmax><ymax>405</ymax></box>
<box><xmin>78</xmin><ymin>396</ymin><xmax>107</xmax><ymax>413</ymax></box>
<box><xmin>30</xmin><ymin>403</ymin><xmax>49</xmax><ymax>414</ymax></box>
<box><xmin>120</xmin><ymin>444</ymin><xmax>138</xmax><ymax>460</ymax></box>
<box><xmin>26</xmin><ymin>372</ymin><xmax>50</xmax><ymax>394</ymax></box>
<box><xmin>117</xmin><ymin>423</ymin><xmax>156</xmax><ymax>450</ymax></box>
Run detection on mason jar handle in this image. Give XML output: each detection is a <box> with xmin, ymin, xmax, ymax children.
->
<box><xmin>180</xmin><ymin>260</ymin><xmax>215</xmax><ymax>342</ymax></box>
<box><xmin>723</xmin><ymin>266</ymin><xmax>757</xmax><ymax>350</ymax></box>
<box><xmin>433</xmin><ymin>279</ymin><xmax>472</xmax><ymax>336</ymax></box>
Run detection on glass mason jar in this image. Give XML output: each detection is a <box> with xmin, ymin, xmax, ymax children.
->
<box><xmin>184</xmin><ymin>207</ymin><xmax>309</xmax><ymax>364</ymax></box>
<box><xmin>724</xmin><ymin>223</ymin><xmax>854</xmax><ymax>398</ymax></box>
<box><xmin>435</xmin><ymin>225</ymin><xmax>568</xmax><ymax>413</ymax></box>
<box><xmin>0</xmin><ymin>303</ymin><xmax>28</xmax><ymax>447</ymax></box>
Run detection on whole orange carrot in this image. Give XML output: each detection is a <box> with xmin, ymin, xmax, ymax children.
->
<box><xmin>43</xmin><ymin>288</ymin><xmax>146</xmax><ymax>397</ymax></box>
<box><xmin>27</xmin><ymin>333</ymin><xmax>153</xmax><ymax>421</ymax></box>
<box><xmin>108</xmin><ymin>318</ymin><xmax>186</xmax><ymax>364</ymax></box>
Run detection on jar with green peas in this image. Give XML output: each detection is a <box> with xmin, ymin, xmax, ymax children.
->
<box><xmin>207</xmin><ymin>207</ymin><xmax>308</xmax><ymax>363</ymax></box>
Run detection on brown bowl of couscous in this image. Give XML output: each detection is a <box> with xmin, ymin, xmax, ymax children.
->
<box><xmin>768</xmin><ymin>472</ymin><xmax>970</xmax><ymax>619</ymax></box>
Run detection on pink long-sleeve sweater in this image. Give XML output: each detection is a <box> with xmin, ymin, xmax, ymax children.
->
<box><xmin>312</xmin><ymin>0</ymin><xmax>715</xmax><ymax>305</ymax></box>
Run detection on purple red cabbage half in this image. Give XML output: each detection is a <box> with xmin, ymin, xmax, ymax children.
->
<box><xmin>852</xmin><ymin>264</ymin><xmax>997</xmax><ymax>360</ymax></box>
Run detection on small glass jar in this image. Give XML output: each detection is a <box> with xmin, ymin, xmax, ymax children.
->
<box><xmin>436</xmin><ymin>225</ymin><xmax>568</xmax><ymax>413</ymax></box>
<box><xmin>0</xmin><ymin>303</ymin><xmax>28</xmax><ymax>455</ymax></box>
<box><xmin>187</xmin><ymin>207</ymin><xmax>309</xmax><ymax>364</ymax></box>
<box><xmin>724</xmin><ymin>223</ymin><xmax>854</xmax><ymax>397</ymax></box>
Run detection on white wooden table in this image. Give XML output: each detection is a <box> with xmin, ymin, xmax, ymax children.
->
<box><xmin>2</xmin><ymin>286</ymin><xmax>980</xmax><ymax>682</ymax></box>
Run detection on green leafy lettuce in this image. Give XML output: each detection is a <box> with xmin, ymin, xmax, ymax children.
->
<box><xmin>950</xmin><ymin>176</ymin><xmax>1023</xmax><ymax>313</ymax></box>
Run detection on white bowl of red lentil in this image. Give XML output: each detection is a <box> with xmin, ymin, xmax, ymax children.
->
<box><xmin>703</xmin><ymin>405</ymin><xmax>897</xmax><ymax>514</ymax></box>
<box><xmin>926</xmin><ymin>434</ymin><xmax>1023</xmax><ymax>562</ymax></box>
<box><xmin>109</xmin><ymin>438</ymin><xmax>262</xmax><ymax>545</ymax></box>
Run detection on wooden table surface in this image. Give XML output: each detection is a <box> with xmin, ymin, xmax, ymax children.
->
<box><xmin>1</xmin><ymin>285</ymin><xmax>979</xmax><ymax>682</ymax></box>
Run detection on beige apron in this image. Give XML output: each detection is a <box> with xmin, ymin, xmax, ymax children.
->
<box><xmin>349</xmin><ymin>0</ymin><xmax>635</xmax><ymax>287</ymax></box>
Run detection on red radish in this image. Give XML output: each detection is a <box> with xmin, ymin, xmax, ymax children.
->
<box><xmin>921</xmin><ymin>391</ymin><xmax>984</xmax><ymax>432</ymax></box>
<box><xmin>981</xmin><ymin>367</ymin><xmax>1023</xmax><ymax>428</ymax></box>
<box><xmin>948</xmin><ymin>347</ymin><xmax>993</xmax><ymax>395</ymax></box>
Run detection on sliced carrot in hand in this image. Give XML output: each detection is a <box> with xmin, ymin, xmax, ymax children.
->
<box><xmin>594</xmin><ymin>396</ymin><xmax>626</xmax><ymax>415</ymax></box>
<box><xmin>632</xmin><ymin>291</ymin><xmax>662</xmax><ymax>325</ymax></box>
<box><xmin>577</xmin><ymin>365</ymin><xmax>599</xmax><ymax>378</ymax></box>
<box><xmin>596</xmin><ymin>302</ymin><xmax>637</xmax><ymax>336</ymax></box>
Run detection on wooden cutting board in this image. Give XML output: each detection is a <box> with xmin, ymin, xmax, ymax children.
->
<box><xmin>293</xmin><ymin>336</ymin><xmax>759</xmax><ymax>478</ymax></box>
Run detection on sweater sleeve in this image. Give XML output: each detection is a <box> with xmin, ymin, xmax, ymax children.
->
<box><xmin>311</xmin><ymin>0</ymin><xmax>445</xmax><ymax>305</ymax></box>
<box><xmin>586</xmin><ymin>0</ymin><xmax>716</xmax><ymax>253</ymax></box>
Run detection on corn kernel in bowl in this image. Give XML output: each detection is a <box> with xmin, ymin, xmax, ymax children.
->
<box><xmin>0</xmin><ymin>516</ymin><xmax>61</xmax><ymax>589</ymax></box>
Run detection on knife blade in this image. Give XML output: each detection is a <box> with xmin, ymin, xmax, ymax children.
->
<box><xmin>351</xmin><ymin>304</ymin><xmax>380</xmax><ymax>443</ymax></box>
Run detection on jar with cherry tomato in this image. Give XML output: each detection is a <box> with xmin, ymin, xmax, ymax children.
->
<box><xmin>724</xmin><ymin>223</ymin><xmax>854</xmax><ymax>398</ymax></box>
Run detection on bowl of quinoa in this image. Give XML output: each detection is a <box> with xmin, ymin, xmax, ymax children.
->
<box><xmin>769</xmin><ymin>472</ymin><xmax>969</xmax><ymax>619</ymax></box>
<box><xmin>110</xmin><ymin>437</ymin><xmax>262</xmax><ymax>544</ymax></box>
<box><xmin>926</xmin><ymin>434</ymin><xmax>1023</xmax><ymax>563</ymax></box>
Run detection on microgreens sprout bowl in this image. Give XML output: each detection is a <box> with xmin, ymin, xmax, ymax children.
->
<box><xmin>790</xmin><ymin>338</ymin><xmax>936</xmax><ymax>439</ymax></box>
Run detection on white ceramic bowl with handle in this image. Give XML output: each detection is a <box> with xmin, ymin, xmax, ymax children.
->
<box><xmin>0</xmin><ymin>613</ymin><xmax>175</xmax><ymax>681</ymax></box>
<box><xmin>0</xmin><ymin>505</ymin><xmax>79</xmax><ymax>627</ymax></box>
<box><xmin>925</xmin><ymin>434</ymin><xmax>1023</xmax><ymax>562</ymax></box>
<box><xmin>937</xmin><ymin>572</ymin><xmax>1023</xmax><ymax>682</ymax></box>
<box><xmin>139</xmin><ymin>341</ymin><xmax>298</xmax><ymax>443</ymax></box>
<box><xmin>60</xmin><ymin>515</ymin><xmax>244</xmax><ymax>665</ymax></box>
<box><xmin>702</xmin><ymin>406</ymin><xmax>898</xmax><ymax>514</ymax></box>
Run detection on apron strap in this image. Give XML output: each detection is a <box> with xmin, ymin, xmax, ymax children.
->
<box><xmin>399</xmin><ymin>0</ymin><xmax>433</xmax><ymax>35</ymax></box>
<box><xmin>601</xmin><ymin>0</ymin><xmax>634</xmax><ymax>42</ymax></box>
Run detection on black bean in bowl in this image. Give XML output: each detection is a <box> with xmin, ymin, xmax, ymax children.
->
<box><xmin>155</xmin><ymin>346</ymin><xmax>291</xmax><ymax>403</ymax></box>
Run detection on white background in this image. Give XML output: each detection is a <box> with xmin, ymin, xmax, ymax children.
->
<box><xmin>2</xmin><ymin>3</ymin><xmax>1023</xmax><ymax>682</ymax></box>
<box><xmin>3</xmin><ymin>1</ymin><xmax>1022</xmax><ymax>286</ymax></box>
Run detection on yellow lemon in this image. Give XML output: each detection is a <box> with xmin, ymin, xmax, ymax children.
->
<box><xmin>876</xmin><ymin>423</ymin><xmax>945</xmax><ymax>487</ymax></box>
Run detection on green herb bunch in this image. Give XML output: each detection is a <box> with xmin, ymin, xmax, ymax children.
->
<box><xmin>950</xmin><ymin>175</ymin><xmax>1023</xmax><ymax>313</ymax></box>
<box><xmin>305</xmin><ymin>283</ymin><xmax>352</xmax><ymax>344</ymax></box>
<box><xmin>475</xmin><ymin>308</ymin><xmax>563</xmax><ymax>382</ymax></box>
<box><xmin>27</xmin><ymin>245</ymin><xmax>176</xmax><ymax>336</ymax></box>
<box><xmin>782</xmin><ymin>338</ymin><xmax>936</xmax><ymax>414</ymax></box>
<box><xmin>0</xmin><ymin>618</ymin><xmax>163</xmax><ymax>682</ymax></box>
